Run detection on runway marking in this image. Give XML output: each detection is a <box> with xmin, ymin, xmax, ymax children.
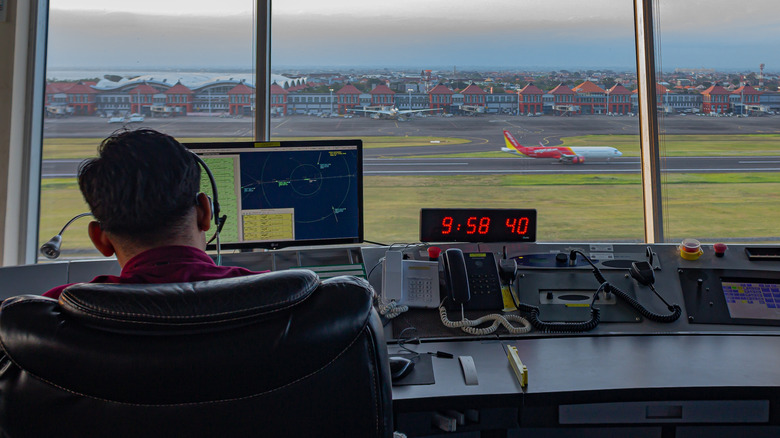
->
<box><xmin>365</xmin><ymin>162</ymin><xmax>468</xmax><ymax>166</ymax></box>
<box><xmin>365</xmin><ymin>167</ymin><xmax>780</xmax><ymax>175</ymax></box>
<box><xmin>739</xmin><ymin>160</ymin><xmax>780</xmax><ymax>164</ymax></box>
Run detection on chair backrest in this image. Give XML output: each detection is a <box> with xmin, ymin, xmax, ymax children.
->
<box><xmin>0</xmin><ymin>270</ymin><xmax>392</xmax><ymax>438</ymax></box>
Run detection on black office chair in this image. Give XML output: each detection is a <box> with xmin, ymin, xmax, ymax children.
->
<box><xmin>0</xmin><ymin>270</ymin><xmax>393</xmax><ymax>438</ymax></box>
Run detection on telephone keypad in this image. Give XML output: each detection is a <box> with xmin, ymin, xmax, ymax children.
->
<box><xmin>407</xmin><ymin>277</ymin><xmax>434</xmax><ymax>304</ymax></box>
<box><xmin>469</xmin><ymin>273</ymin><xmax>501</xmax><ymax>295</ymax></box>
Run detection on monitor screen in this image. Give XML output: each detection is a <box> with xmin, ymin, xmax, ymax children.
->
<box><xmin>721</xmin><ymin>279</ymin><xmax>780</xmax><ymax>321</ymax></box>
<box><xmin>186</xmin><ymin>139</ymin><xmax>363</xmax><ymax>250</ymax></box>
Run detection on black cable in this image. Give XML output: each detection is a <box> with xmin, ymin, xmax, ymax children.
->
<box><xmin>363</xmin><ymin>239</ymin><xmax>389</xmax><ymax>246</ymax></box>
<box><xmin>571</xmin><ymin>250</ymin><xmax>681</xmax><ymax>323</ymax></box>
<box><xmin>510</xmin><ymin>279</ymin><xmax>602</xmax><ymax>333</ymax></box>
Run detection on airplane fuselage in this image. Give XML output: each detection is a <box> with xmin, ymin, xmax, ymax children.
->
<box><xmin>502</xmin><ymin>130</ymin><xmax>622</xmax><ymax>164</ymax></box>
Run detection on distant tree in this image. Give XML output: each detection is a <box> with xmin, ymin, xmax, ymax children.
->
<box><xmin>702</xmin><ymin>81</ymin><xmax>712</xmax><ymax>88</ymax></box>
<box><xmin>730</xmin><ymin>77</ymin><xmax>741</xmax><ymax>86</ymax></box>
<box><xmin>603</xmin><ymin>77</ymin><xmax>617</xmax><ymax>90</ymax></box>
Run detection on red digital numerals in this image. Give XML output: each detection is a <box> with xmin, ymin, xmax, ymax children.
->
<box><xmin>441</xmin><ymin>216</ymin><xmax>454</xmax><ymax>234</ymax></box>
<box><xmin>505</xmin><ymin>217</ymin><xmax>529</xmax><ymax>235</ymax></box>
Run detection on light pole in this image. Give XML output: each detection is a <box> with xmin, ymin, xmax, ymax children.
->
<box><xmin>408</xmin><ymin>88</ymin><xmax>414</xmax><ymax>110</ymax></box>
<box><xmin>329</xmin><ymin>88</ymin><xmax>334</xmax><ymax>115</ymax></box>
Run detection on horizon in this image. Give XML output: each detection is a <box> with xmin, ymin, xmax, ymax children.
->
<box><xmin>46</xmin><ymin>1</ymin><xmax>778</xmax><ymax>74</ymax></box>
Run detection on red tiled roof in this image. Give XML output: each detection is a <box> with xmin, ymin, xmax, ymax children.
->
<box><xmin>518</xmin><ymin>83</ymin><xmax>543</xmax><ymax>94</ymax></box>
<box><xmin>286</xmin><ymin>84</ymin><xmax>308</xmax><ymax>92</ymax></box>
<box><xmin>336</xmin><ymin>84</ymin><xmax>361</xmax><ymax>95</ymax></box>
<box><xmin>702</xmin><ymin>84</ymin><xmax>730</xmax><ymax>95</ymax></box>
<box><xmin>549</xmin><ymin>84</ymin><xmax>574</xmax><ymax>94</ymax></box>
<box><xmin>429</xmin><ymin>84</ymin><xmax>453</xmax><ymax>95</ymax></box>
<box><xmin>270</xmin><ymin>83</ymin><xmax>288</xmax><ymax>95</ymax></box>
<box><xmin>607</xmin><ymin>83</ymin><xmax>632</xmax><ymax>95</ymax></box>
<box><xmin>163</xmin><ymin>82</ymin><xmax>194</xmax><ymax>94</ymax></box>
<box><xmin>227</xmin><ymin>83</ymin><xmax>254</xmax><ymax>95</ymax></box>
<box><xmin>460</xmin><ymin>84</ymin><xmax>486</xmax><ymax>95</ymax></box>
<box><xmin>572</xmin><ymin>81</ymin><xmax>606</xmax><ymax>94</ymax></box>
<box><xmin>733</xmin><ymin>84</ymin><xmax>762</xmax><ymax>95</ymax></box>
<box><xmin>46</xmin><ymin>82</ymin><xmax>74</xmax><ymax>94</ymax></box>
<box><xmin>370</xmin><ymin>84</ymin><xmax>395</xmax><ymax>95</ymax></box>
<box><xmin>127</xmin><ymin>84</ymin><xmax>159</xmax><ymax>95</ymax></box>
<box><xmin>67</xmin><ymin>83</ymin><xmax>97</xmax><ymax>94</ymax></box>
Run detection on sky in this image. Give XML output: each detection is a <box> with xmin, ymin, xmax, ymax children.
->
<box><xmin>47</xmin><ymin>0</ymin><xmax>779</xmax><ymax>73</ymax></box>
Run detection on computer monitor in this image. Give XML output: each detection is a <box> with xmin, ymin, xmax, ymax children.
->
<box><xmin>186</xmin><ymin>139</ymin><xmax>363</xmax><ymax>250</ymax></box>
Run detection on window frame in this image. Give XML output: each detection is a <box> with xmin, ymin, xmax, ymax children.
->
<box><xmin>10</xmin><ymin>0</ymin><xmax>663</xmax><ymax>265</ymax></box>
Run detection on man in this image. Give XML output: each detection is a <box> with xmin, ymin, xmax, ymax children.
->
<box><xmin>43</xmin><ymin>128</ymin><xmax>261</xmax><ymax>299</ymax></box>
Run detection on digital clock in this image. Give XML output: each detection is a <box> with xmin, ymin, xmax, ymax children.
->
<box><xmin>419</xmin><ymin>208</ymin><xmax>537</xmax><ymax>243</ymax></box>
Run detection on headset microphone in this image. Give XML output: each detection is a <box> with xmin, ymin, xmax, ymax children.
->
<box><xmin>190</xmin><ymin>152</ymin><xmax>225</xmax><ymax>265</ymax></box>
<box><xmin>39</xmin><ymin>212</ymin><xmax>93</xmax><ymax>259</ymax></box>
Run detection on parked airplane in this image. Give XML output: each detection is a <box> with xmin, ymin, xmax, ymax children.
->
<box><xmin>501</xmin><ymin>130</ymin><xmax>622</xmax><ymax>164</ymax></box>
<box><xmin>348</xmin><ymin>106</ymin><xmax>440</xmax><ymax>121</ymax></box>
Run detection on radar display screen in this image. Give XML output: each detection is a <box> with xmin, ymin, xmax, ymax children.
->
<box><xmin>186</xmin><ymin>140</ymin><xmax>363</xmax><ymax>249</ymax></box>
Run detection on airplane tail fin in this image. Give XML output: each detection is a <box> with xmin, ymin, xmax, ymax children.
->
<box><xmin>503</xmin><ymin>130</ymin><xmax>528</xmax><ymax>155</ymax></box>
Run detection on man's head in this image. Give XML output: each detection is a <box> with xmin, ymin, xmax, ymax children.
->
<box><xmin>79</xmin><ymin>129</ymin><xmax>212</xmax><ymax>260</ymax></box>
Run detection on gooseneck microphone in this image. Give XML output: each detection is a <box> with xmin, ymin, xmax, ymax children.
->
<box><xmin>40</xmin><ymin>212</ymin><xmax>93</xmax><ymax>259</ymax></box>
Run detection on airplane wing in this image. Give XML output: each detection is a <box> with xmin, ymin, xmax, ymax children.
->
<box><xmin>348</xmin><ymin>108</ymin><xmax>392</xmax><ymax>115</ymax></box>
<box><xmin>397</xmin><ymin>108</ymin><xmax>441</xmax><ymax>115</ymax></box>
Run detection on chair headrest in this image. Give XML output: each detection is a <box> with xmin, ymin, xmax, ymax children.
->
<box><xmin>58</xmin><ymin>269</ymin><xmax>319</xmax><ymax>333</ymax></box>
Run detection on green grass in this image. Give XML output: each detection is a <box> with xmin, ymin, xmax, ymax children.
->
<box><xmin>43</xmin><ymin>133</ymin><xmax>780</xmax><ymax>160</ymax></box>
<box><xmin>560</xmin><ymin>134</ymin><xmax>780</xmax><ymax>157</ymax></box>
<box><xmin>41</xmin><ymin>172</ymin><xmax>780</xmax><ymax>253</ymax></box>
<box><xmin>40</xmin><ymin>131</ymin><xmax>780</xmax><ymax>255</ymax></box>
<box><xmin>42</xmin><ymin>136</ymin><xmax>469</xmax><ymax>160</ymax></box>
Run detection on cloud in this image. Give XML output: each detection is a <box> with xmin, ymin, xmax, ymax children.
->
<box><xmin>47</xmin><ymin>10</ymin><xmax>255</xmax><ymax>69</ymax></box>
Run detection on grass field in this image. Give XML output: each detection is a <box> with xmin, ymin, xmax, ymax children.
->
<box><xmin>44</xmin><ymin>133</ymin><xmax>780</xmax><ymax>160</ymax></box>
<box><xmin>42</xmin><ymin>172</ymin><xmax>780</xmax><ymax>256</ymax></box>
<box><xmin>42</xmin><ymin>136</ymin><xmax>470</xmax><ymax>160</ymax></box>
<box><xmin>39</xmin><ymin>133</ymin><xmax>780</xmax><ymax>256</ymax></box>
<box><xmin>409</xmin><ymin>134</ymin><xmax>780</xmax><ymax>159</ymax></box>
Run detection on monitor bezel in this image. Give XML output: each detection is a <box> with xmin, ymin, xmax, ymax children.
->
<box><xmin>185</xmin><ymin>139</ymin><xmax>364</xmax><ymax>250</ymax></box>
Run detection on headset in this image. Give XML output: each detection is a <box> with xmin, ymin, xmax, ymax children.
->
<box><xmin>191</xmin><ymin>152</ymin><xmax>228</xmax><ymax>264</ymax></box>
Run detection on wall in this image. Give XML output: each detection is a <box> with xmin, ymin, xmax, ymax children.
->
<box><xmin>0</xmin><ymin>0</ymin><xmax>34</xmax><ymax>267</ymax></box>
<box><xmin>0</xmin><ymin>0</ymin><xmax>18</xmax><ymax>266</ymax></box>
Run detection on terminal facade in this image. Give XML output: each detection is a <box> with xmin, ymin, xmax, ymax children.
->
<box><xmin>45</xmin><ymin>77</ymin><xmax>780</xmax><ymax>119</ymax></box>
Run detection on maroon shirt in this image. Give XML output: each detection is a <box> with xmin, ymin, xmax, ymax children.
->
<box><xmin>43</xmin><ymin>245</ymin><xmax>264</xmax><ymax>299</ymax></box>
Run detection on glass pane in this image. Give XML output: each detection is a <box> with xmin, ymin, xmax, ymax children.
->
<box><xmin>272</xmin><ymin>0</ymin><xmax>643</xmax><ymax>244</ymax></box>
<box><xmin>41</xmin><ymin>0</ymin><xmax>256</xmax><ymax>260</ymax></box>
<box><xmin>657</xmin><ymin>0</ymin><xmax>780</xmax><ymax>244</ymax></box>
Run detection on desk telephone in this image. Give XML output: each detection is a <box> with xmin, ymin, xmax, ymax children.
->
<box><xmin>382</xmin><ymin>250</ymin><xmax>441</xmax><ymax>308</ymax></box>
<box><xmin>381</xmin><ymin>248</ymin><xmax>505</xmax><ymax>310</ymax></box>
<box><xmin>441</xmin><ymin>249</ymin><xmax>505</xmax><ymax>311</ymax></box>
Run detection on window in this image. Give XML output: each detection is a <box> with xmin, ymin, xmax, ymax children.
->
<box><xmin>272</xmin><ymin>0</ymin><xmax>643</xmax><ymax>244</ymax></box>
<box><xmin>657</xmin><ymin>0</ymin><xmax>780</xmax><ymax>243</ymax></box>
<box><xmin>40</xmin><ymin>0</ymin><xmax>256</xmax><ymax>259</ymax></box>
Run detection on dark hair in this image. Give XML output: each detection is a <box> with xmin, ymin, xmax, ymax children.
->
<box><xmin>78</xmin><ymin>129</ymin><xmax>201</xmax><ymax>244</ymax></box>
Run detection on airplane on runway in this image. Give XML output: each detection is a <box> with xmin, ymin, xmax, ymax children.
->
<box><xmin>501</xmin><ymin>130</ymin><xmax>622</xmax><ymax>164</ymax></box>
<box><xmin>348</xmin><ymin>105</ymin><xmax>441</xmax><ymax>121</ymax></box>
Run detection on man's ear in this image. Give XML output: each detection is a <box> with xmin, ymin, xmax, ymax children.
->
<box><xmin>196</xmin><ymin>192</ymin><xmax>213</xmax><ymax>232</ymax></box>
<box><xmin>88</xmin><ymin>221</ymin><xmax>116</xmax><ymax>257</ymax></box>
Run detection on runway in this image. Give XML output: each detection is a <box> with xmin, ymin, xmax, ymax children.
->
<box><xmin>43</xmin><ymin>156</ymin><xmax>780</xmax><ymax>178</ymax></box>
<box><xmin>42</xmin><ymin>113</ymin><xmax>780</xmax><ymax>177</ymax></box>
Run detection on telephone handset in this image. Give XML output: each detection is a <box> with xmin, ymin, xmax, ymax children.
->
<box><xmin>439</xmin><ymin>248</ymin><xmax>532</xmax><ymax>335</ymax></box>
<box><xmin>441</xmin><ymin>248</ymin><xmax>504</xmax><ymax>310</ymax></box>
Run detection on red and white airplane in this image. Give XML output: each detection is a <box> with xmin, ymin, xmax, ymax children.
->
<box><xmin>501</xmin><ymin>130</ymin><xmax>622</xmax><ymax>164</ymax></box>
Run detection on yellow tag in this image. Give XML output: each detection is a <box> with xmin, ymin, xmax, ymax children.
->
<box><xmin>501</xmin><ymin>285</ymin><xmax>517</xmax><ymax>311</ymax></box>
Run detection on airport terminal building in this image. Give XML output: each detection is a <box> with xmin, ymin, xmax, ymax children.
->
<box><xmin>44</xmin><ymin>76</ymin><xmax>780</xmax><ymax>119</ymax></box>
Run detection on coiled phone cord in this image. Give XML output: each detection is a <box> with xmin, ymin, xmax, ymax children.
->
<box><xmin>438</xmin><ymin>300</ymin><xmax>532</xmax><ymax>335</ymax></box>
<box><xmin>573</xmin><ymin>250</ymin><xmax>682</xmax><ymax>323</ymax></box>
<box><xmin>512</xmin><ymin>284</ymin><xmax>603</xmax><ymax>333</ymax></box>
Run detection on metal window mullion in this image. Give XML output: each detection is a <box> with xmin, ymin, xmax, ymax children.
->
<box><xmin>255</xmin><ymin>0</ymin><xmax>271</xmax><ymax>141</ymax></box>
<box><xmin>634</xmin><ymin>0</ymin><xmax>664</xmax><ymax>243</ymax></box>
